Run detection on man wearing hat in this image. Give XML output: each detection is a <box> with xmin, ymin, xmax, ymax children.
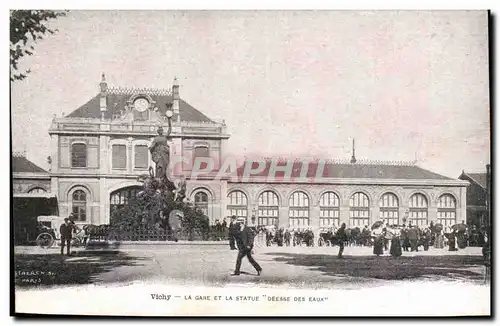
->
<box><xmin>228</xmin><ymin>215</ymin><xmax>238</xmax><ymax>250</ymax></box>
<box><xmin>59</xmin><ymin>216</ymin><xmax>75</xmax><ymax>256</ymax></box>
<box><xmin>232</xmin><ymin>217</ymin><xmax>262</xmax><ymax>276</ymax></box>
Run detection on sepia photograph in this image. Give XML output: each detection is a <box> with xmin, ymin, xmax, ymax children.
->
<box><xmin>10</xmin><ymin>9</ymin><xmax>491</xmax><ymax>317</ymax></box>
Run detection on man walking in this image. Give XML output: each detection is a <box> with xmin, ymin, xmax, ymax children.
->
<box><xmin>232</xmin><ymin>218</ymin><xmax>262</xmax><ymax>276</ymax></box>
<box><xmin>60</xmin><ymin>217</ymin><xmax>74</xmax><ymax>256</ymax></box>
<box><xmin>335</xmin><ymin>223</ymin><xmax>347</xmax><ymax>258</ymax></box>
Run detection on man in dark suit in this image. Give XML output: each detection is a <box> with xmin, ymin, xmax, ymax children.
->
<box><xmin>407</xmin><ymin>225</ymin><xmax>419</xmax><ymax>252</ymax></box>
<box><xmin>228</xmin><ymin>215</ymin><xmax>239</xmax><ymax>250</ymax></box>
<box><xmin>60</xmin><ymin>217</ymin><xmax>74</xmax><ymax>256</ymax></box>
<box><xmin>335</xmin><ymin>223</ymin><xmax>347</xmax><ymax>258</ymax></box>
<box><xmin>232</xmin><ymin>218</ymin><xmax>262</xmax><ymax>276</ymax></box>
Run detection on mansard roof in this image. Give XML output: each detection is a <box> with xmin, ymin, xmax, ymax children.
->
<box><xmin>234</xmin><ymin>159</ymin><xmax>454</xmax><ymax>181</ymax></box>
<box><xmin>66</xmin><ymin>87</ymin><xmax>214</xmax><ymax>123</ymax></box>
<box><xmin>12</xmin><ymin>154</ymin><xmax>47</xmax><ymax>174</ymax></box>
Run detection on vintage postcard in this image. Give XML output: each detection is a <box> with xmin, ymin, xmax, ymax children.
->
<box><xmin>10</xmin><ymin>10</ymin><xmax>491</xmax><ymax>317</ymax></box>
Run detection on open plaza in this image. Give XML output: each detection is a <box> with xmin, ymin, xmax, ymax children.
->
<box><xmin>14</xmin><ymin>242</ymin><xmax>488</xmax><ymax>289</ymax></box>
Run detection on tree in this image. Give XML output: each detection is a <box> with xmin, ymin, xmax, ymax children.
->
<box><xmin>10</xmin><ymin>10</ymin><xmax>67</xmax><ymax>82</ymax></box>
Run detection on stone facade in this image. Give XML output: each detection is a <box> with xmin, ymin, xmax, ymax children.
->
<box><xmin>44</xmin><ymin>77</ymin><xmax>469</xmax><ymax>228</ymax></box>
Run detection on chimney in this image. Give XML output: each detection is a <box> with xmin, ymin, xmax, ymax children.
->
<box><xmin>100</xmin><ymin>73</ymin><xmax>108</xmax><ymax>120</ymax></box>
<box><xmin>172</xmin><ymin>77</ymin><xmax>180</xmax><ymax>122</ymax></box>
<box><xmin>350</xmin><ymin>139</ymin><xmax>357</xmax><ymax>164</ymax></box>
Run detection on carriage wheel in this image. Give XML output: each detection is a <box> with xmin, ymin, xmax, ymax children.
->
<box><xmin>36</xmin><ymin>233</ymin><xmax>54</xmax><ymax>249</ymax></box>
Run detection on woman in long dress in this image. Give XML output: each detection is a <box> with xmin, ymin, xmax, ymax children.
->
<box><xmin>372</xmin><ymin>227</ymin><xmax>384</xmax><ymax>256</ymax></box>
<box><xmin>389</xmin><ymin>227</ymin><xmax>402</xmax><ymax>257</ymax></box>
<box><xmin>435</xmin><ymin>230</ymin><xmax>445</xmax><ymax>249</ymax></box>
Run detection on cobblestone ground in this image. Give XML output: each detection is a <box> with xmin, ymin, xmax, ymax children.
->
<box><xmin>14</xmin><ymin>242</ymin><xmax>488</xmax><ymax>289</ymax></box>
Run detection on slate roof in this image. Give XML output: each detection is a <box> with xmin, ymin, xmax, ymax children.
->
<box><xmin>67</xmin><ymin>89</ymin><xmax>214</xmax><ymax>123</ymax></box>
<box><xmin>12</xmin><ymin>155</ymin><xmax>47</xmax><ymax>173</ymax></box>
<box><xmin>461</xmin><ymin>172</ymin><xmax>487</xmax><ymax>189</ymax></box>
<box><xmin>234</xmin><ymin>160</ymin><xmax>453</xmax><ymax>180</ymax></box>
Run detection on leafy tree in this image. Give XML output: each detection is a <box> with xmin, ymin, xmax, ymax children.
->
<box><xmin>10</xmin><ymin>10</ymin><xmax>67</xmax><ymax>81</ymax></box>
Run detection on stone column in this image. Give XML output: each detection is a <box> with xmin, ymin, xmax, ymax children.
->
<box><xmin>50</xmin><ymin>135</ymin><xmax>59</xmax><ymax>173</ymax></box>
<box><xmin>310</xmin><ymin>205</ymin><xmax>320</xmax><ymax>231</ymax></box>
<box><xmin>99</xmin><ymin>135</ymin><xmax>109</xmax><ymax>174</ymax></box>
<box><xmin>278</xmin><ymin>206</ymin><xmax>288</xmax><ymax>228</ymax></box>
<box><xmin>100</xmin><ymin>177</ymin><xmax>108</xmax><ymax>224</ymax></box>
<box><xmin>459</xmin><ymin>186</ymin><xmax>467</xmax><ymax>224</ymax></box>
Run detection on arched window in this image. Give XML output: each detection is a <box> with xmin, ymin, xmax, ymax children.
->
<box><xmin>408</xmin><ymin>193</ymin><xmax>428</xmax><ymax>227</ymax></box>
<box><xmin>110</xmin><ymin>186</ymin><xmax>141</xmax><ymax>214</ymax></box>
<box><xmin>258</xmin><ymin>191</ymin><xmax>279</xmax><ymax>226</ymax></box>
<box><xmin>437</xmin><ymin>194</ymin><xmax>456</xmax><ymax>227</ymax></box>
<box><xmin>227</xmin><ymin>191</ymin><xmax>248</xmax><ymax>223</ymax></box>
<box><xmin>28</xmin><ymin>187</ymin><xmax>47</xmax><ymax>194</ymax></box>
<box><xmin>289</xmin><ymin>191</ymin><xmax>309</xmax><ymax>229</ymax></box>
<box><xmin>194</xmin><ymin>190</ymin><xmax>209</xmax><ymax>216</ymax></box>
<box><xmin>319</xmin><ymin>192</ymin><xmax>340</xmax><ymax>228</ymax></box>
<box><xmin>349</xmin><ymin>192</ymin><xmax>370</xmax><ymax>227</ymax></box>
<box><xmin>72</xmin><ymin>190</ymin><xmax>87</xmax><ymax>221</ymax></box>
<box><xmin>379</xmin><ymin>192</ymin><xmax>399</xmax><ymax>226</ymax></box>
<box><xmin>71</xmin><ymin>143</ymin><xmax>87</xmax><ymax>168</ymax></box>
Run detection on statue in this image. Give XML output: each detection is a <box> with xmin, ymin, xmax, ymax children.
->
<box><xmin>149</xmin><ymin>115</ymin><xmax>172</xmax><ymax>181</ymax></box>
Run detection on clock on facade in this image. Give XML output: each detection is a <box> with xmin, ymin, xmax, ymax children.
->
<box><xmin>133</xmin><ymin>98</ymin><xmax>149</xmax><ymax>112</ymax></box>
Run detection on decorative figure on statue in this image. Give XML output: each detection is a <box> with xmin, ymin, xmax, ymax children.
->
<box><xmin>174</xmin><ymin>175</ymin><xmax>187</xmax><ymax>203</ymax></box>
<box><xmin>149</xmin><ymin>103</ymin><xmax>173</xmax><ymax>182</ymax></box>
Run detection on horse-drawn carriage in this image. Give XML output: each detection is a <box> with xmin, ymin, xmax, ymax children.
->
<box><xmin>35</xmin><ymin>215</ymin><xmax>86</xmax><ymax>249</ymax></box>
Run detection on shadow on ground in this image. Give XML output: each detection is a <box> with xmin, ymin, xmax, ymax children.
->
<box><xmin>14</xmin><ymin>250</ymin><xmax>148</xmax><ymax>288</ymax></box>
<box><xmin>266</xmin><ymin>253</ymin><xmax>486</xmax><ymax>282</ymax></box>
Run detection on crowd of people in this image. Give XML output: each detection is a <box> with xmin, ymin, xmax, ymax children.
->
<box><xmin>234</xmin><ymin>220</ymin><xmax>488</xmax><ymax>257</ymax></box>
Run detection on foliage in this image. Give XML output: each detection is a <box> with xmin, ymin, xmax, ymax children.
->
<box><xmin>10</xmin><ymin>10</ymin><xmax>67</xmax><ymax>81</ymax></box>
<box><xmin>110</xmin><ymin>188</ymin><xmax>210</xmax><ymax>240</ymax></box>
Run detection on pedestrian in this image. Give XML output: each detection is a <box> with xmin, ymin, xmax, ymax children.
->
<box><xmin>335</xmin><ymin>223</ymin><xmax>347</xmax><ymax>258</ymax></box>
<box><xmin>407</xmin><ymin>225</ymin><xmax>419</xmax><ymax>252</ymax></box>
<box><xmin>422</xmin><ymin>227</ymin><xmax>431</xmax><ymax>251</ymax></box>
<box><xmin>447</xmin><ymin>230</ymin><xmax>458</xmax><ymax>251</ymax></box>
<box><xmin>228</xmin><ymin>215</ymin><xmax>238</xmax><ymax>250</ymax></box>
<box><xmin>372</xmin><ymin>226</ymin><xmax>384</xmax><ymax>256</ymax></box>
<box><xmin>232</xmin><ymin>218</ymin><xmax>262</xmax><ymax>276</ymax></box>
<box><xmin>59</xmin><ymin>217</ymin><xmax>74</xmax><ymax>256</ymax></box>
<box><xmin>435</xmin><ymin>229</ymin><xmax>445</xmax><ymax>249</ymax></box>
<box><xmin>389</xmin><ymin>226</ymin><xmax>402</xmax><ymax>257</ymax></box>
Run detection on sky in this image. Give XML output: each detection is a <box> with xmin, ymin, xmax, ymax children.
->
<box><xmin>10</xmin><ymin>10</ymin><xmax>490</xmax><ymax>178</ymax></box>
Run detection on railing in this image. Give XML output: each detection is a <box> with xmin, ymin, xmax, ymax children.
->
<box><xmin>100</xmin><ymin>226</ymin><xmax>229</xmax><ymax>242</ymax></box>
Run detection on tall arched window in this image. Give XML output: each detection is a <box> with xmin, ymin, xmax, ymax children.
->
<box><xmin>71</xmin><ymin>143</ymin><xmax>87</xmax><ymax>168</ymax></box>
<box><xmin>289</xmin><ymin>191</ymin><xmax>309</xmax><ymax>229</ymax></box>
<box><xmin>408</xmin><ymin>193</ymin><xmax>428</xmax><ymax>227</ymax></box>
<box><xmin>72</xmin><ymin>190</ymin><xmax>87</xmax><ymax>221</ymax></box>
<box><xmin>258</xmin><ymin>191</ymin><xmax>279</xmax><ymax>226</ymax></box>
<box><xmin>319</xmin><ymin>192</ymin><xmax>340</xmax><ymax>228</ymax></box>
<box><xmin>227</xmin><ymin>191</ymin><xmax>248</xmax><ymax>222</ymax></box>
<box><xmin>437</xmin><ymin>194</ymin><xmax>456</xmax><ymax>227</ymax></box>
<box><xmin>349</xmin><ymin>192</ymin><xmax>370</xmax><ymax>227</ymax></box>
<box><xmin>110</xmin><ymin>186</ymin><xmax>141</xmax><ymax>215</ymax></box>
<box><xmin>379</xmin><ymin>192</ymin><xmax>399</xmax><ymax>226</ymax></box>
<box><xmin>194</xmin><ymin>190</ymin><xmax>209</xmax><ymax>216</ymax></box>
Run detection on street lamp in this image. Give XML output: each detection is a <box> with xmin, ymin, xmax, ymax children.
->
<box><xmin>165</xmin><ymin>107</ymin><xmax>173</xmax><ymax>119</ymax></box>
<box><xmin>251</xmin><ymin>208</ymin><xmax>256</xmax><ymax>225</ymax></box>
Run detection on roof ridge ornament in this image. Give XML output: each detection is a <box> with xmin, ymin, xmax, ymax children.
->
<box><xmin>107</xmin><ymin>86</ymin><xmax>172</xmax><ymax>96</ymax></box>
